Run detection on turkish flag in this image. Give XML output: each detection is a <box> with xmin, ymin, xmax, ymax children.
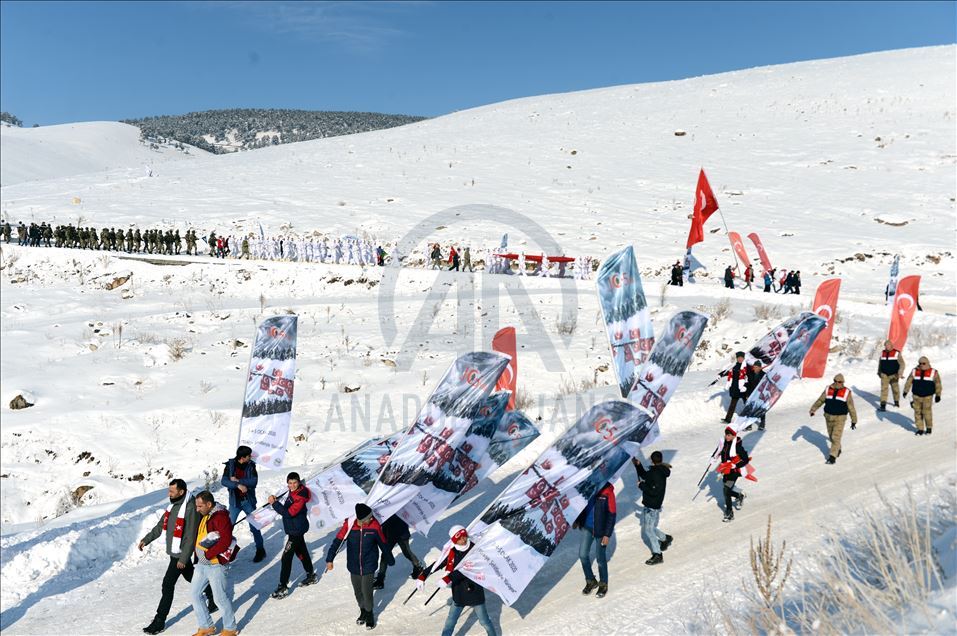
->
<box><xmin>801</xmin><ymin>278</ymin><xmax>842</xmax><ymax>378</ymax></box>
<box><xmin>887</xmin><ymin>275</ymin><xmax>921</xmax><ymax>350</ymax></box>
<box><xmin>686</xmin><ymin>169</ymin><xmax>719</xmax><ymax>249</ymax></box>
<box><xmin>727</xmin><ymin>231</ymin><xmax>751</xmax><ymax>268</ymax></box>
<box><xmin>492</xmin><ymin>327</ymin><xmax>517</xmax><ymax>410</ymax></box>
<box><xmin>747</xmin><ymin>232</ymin><xmax>773</xmax><ymax>274</ymax></box>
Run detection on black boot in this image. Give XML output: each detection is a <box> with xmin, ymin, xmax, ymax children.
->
<box><xmin>271</xmin><ymin>584</ymin><xmax>290</xmax><ymax>599</ymax></box>
<box><xmin>927</xmin><ymin>428</ymin><xmax>933</xmax><ymax>435</ymax></box>
<box><xmin>253</xmin><ymin>547</ymin><xmax>267</xmax><ymax>563</ymax></box>
<box><xmin>142</xmin><ymin>619</ymin><xmax>165</xmax><ymax>635</ymax></box>
<box><xmin>365</xmin><ymin>611</ymin><xmax>377</xmax><ymax>630</ymax></box>
<box><xmin>410</xmin><ymin>565</ymin><xmax>424</xmax><ymax>579</ymax></box>
<box><xmin>372</xmin><ymin>573</ymin><xmax>385</xmax><ymax>590</ymax></box>
<box><xmin>660</xmin><ymin>535</ymin><xmax>673</xmax><ymax>552</ymax></box>
<box><xmin>894</xmin><ymin>400</ymin><xmax>900</xmax><ymax>407</ymax></box>
<box><xmin>582</xmin><ymin>579</ymin><xmax>599</xmax><ymax>595</ymax></box>
<box><xmin>915</xmin><ymin>429</ymin><xmax>925</xmax><ymax>436</ymax></box>
<box><xmin>879</xmin><ymin>402</ymin><xmax>886</xmax><ymax>412</ymax></box>
<box><xmin>723</xmin><ymin>510</ymin><xmax>734</xmax><ymax>523</ymax></box>
<box><xmin>645</xmin><ymin>553</ymin><xmax>663</xmax><ymax>565</ymax></box>
<box><xmin>826</xmin><ymin>456</ymin><xmax>836</xmax><ymax>464</ymax></box>
<box><xmin>301</xmin><ymin>572</ymin><xmax>318</xmax><ymax>586</ymax></box>
<box><xmin>595</xmin><ymin>582</ymin><xmax>608</xmax><ymax>598</ymax></box>
<box><xmin>356</xmin><ymin>610</ymin><xmax>368</xmax><ymax>626</ymax></box>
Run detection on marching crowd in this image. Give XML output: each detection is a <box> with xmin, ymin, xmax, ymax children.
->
<box><xmin>134</xmin><ymin>339</ymin><xmax>943</xmax><ymax>636</ymax></box>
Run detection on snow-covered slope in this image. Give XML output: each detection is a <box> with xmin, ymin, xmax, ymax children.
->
<box><xmin>0</xmin><ymin>46</ymin><xmax>955</xmax><ymax>635</ymax></box>
<box><xmin>0</xmin><ymin>122</ymin><xmax>205</xmax><ymax>186</ymax></box>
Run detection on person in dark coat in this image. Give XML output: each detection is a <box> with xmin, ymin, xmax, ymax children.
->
<box><xmin>268</xmin><ymin>472</ymin><xmax>317</xmax><ymax>598</ymax></box>
<box><xmin>574</xmin><ymin>483</ymin><xmax>616</xmax><ymax>597</ymax></box>
<box><xmin>723</xmin><ymin>351</ymin><xmax>749</xmax><ymax>423</ymax></box>
<box><xmin>716</xmin><ymin>427</ymin><xmax>750</xmax><ymax>522</ymax></box>
<box><xmin>724</xmin><ymin>266</ymin><xmax>735</xmax><ymax>289</ymax></box>
<box><xmin>792</xmin><ymin>271</ymin><xmax>802</xmax><ymax>294</ymax></box>
<box><xmin>220</xmin><ymin>446</ymin><xmax>265</xmax><ymax>562</ymax></box>
<box><xmin>634</xmin><ymin>451</ymin><xmax>673</xmax><ymax>565</ymax></box>
<box><xmin>326</xmin><ymin>503</ymin><xmax>393</xmax><ymax>630</ymax></box>
<box><xmin>745</xmin><ymin>360</ymin><xmax>767</xmax><ymax>430</ymax></box>
<box><xmin>418</xmin><ymin>526</ymin><xmax>497</xmax><ymax>636</ymax></box>
<box><xmin>373</xmin><ymin>515</ymin><xmax>424</xmax><ymax>590</ymax></box>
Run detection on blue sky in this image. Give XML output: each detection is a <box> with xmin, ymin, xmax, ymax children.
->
<box><xmin>1</xmin><ymin>1</ymin><xmax>954</xmax><ymax>126</ymax></box>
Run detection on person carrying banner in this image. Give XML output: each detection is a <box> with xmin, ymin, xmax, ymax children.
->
<box><xmin>190</xmin><ymin>491</ymin><xmax>240</xmax><ymax>636</ymax></box>
<box><xmin>745</xmin><ymin>360</ymin><xmax>767</xmax><ymax>430</ymax></box>
<box><xmin>877</xmin><ymin>340</ymin><xmax>905</xmax><ymax>411</ymax></box>
<box><xmin>634</xmin><ymin>451</ymin><xmax>673</xmax><ymax>565</ymax></box>
<box><xmin>221</xmin><ymin>446</ymin><xmax>266</xmax><ymax>563</ymax></box>
<box><xmin>809</xmin><ymin>374</ymin><xmax>858</xmax><ymax>464</ymax></box>
<box><xmin>138</xmin><ymin>479</ymin><xmax>215</xmax><ymax>635</ymax></box>
<box><xmin>903</xmin><ymin>357</ymin><xmax>942</xmax><ymax>436</ymax></box>
<box><xmin>373</xmin><ymin>515</ymin><xmax>424</xmax><ymax>590</ymax></box>
<box><xmin>417</xmin><ymin>526</ymin><xmax>498</xmax><ymax>636</ymax></box>
<box><xmin>268</xmin><ymin>472</ymin><xmax>317</xmax><ymax>599</ymax></box>
<box><xmin>325</xmin><ymin>503</ymin><xmax>393</xmax><ymax>630</ymax></box>
<box><xmin>573</xmin><ymin>482</ymin><xmax>616</xmax><ymax>598</ymax></box>
<box><xmin>717</xmin><ymin>428</ymin><xmax>750</xmax><ymax>522</ymax></box>
<box><xmin>723</xmin><ymin>351</ymin><xmax>749</xmax><ymax>423</ymax></box>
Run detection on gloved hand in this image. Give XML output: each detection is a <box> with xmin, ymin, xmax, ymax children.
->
<box><xmin>439</xmin><ymin>575</ymin><xmax>451</xmax><ymax>588</ymax></box>
<box><xmin>935</xmin><ymin>395</ymin><xmax>941</xmax><ymax>403</ymax></box>
<box><xmin>808</xmin><ymin>411</ymin><xmax>815</xmax><ymax>417</ymax></box>
<box><xmin>414</xmin><ymin>577</ymin><xmax>425</xmax><ymax>592</ymax></box>
<box><xmin>902</xmin><ymin>392</ymin><xmax>908</xmax><ymax>398</ymax></box>
<box><xmin>851</xmin><ymin>423</ymin><xmax>857</xmax><ymax>430</ymax></box>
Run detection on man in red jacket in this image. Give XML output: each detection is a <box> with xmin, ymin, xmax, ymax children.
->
<box><xmin>191</xmin><ymin>491</ymin><xmax>239</xmax><ymax>636</ymax></box>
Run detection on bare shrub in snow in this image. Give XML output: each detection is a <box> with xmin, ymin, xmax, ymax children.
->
<box><xmin>697</xmin><ymin>298</ymin><xmax>731</xmax><ymax>327</ymax></box>
<box><xmin>199</xmin><ymin>380</ymin><xmax>214</xmax><ymax>394</ymax></box>
<box><xmin>753</xmin><ymin>304</ymin><xmax>785</xmax><ymax>321</ymax></box>
<box><xmin>134</xmin><ymin>331</ymin><xmax>162</xmax><ymax>345</ymax></box>
<box><xmin>908</xmin><ymin>324</ymin><xmax>953</xmax><ymax>349</ymax></box>
<box><xmin>207</xmin><ymin>410</ymin><xmax>227</xmax><ymax>429</ymax></box>
<box><xmin>659</xmin><ymin>281</ymin><xmax>668</xmax><ymax>307</ymax></box>
<box><xmin>841</xmin><ymin>336</ymin><xmax>869</xmax><ymax>358</ymax></box>
<box><xmin>166</xmin><ymin>337</ymin><xmax>190</xmax><ymax>360</ymax></box>
<box><xmin>555</xmin><ymin>312</ymin><xmax>577</xmax><ymax>336</ymax></box>
<box><xmin>514</xmin><ymin>386</ymin><xmax>533</xmax><ymax>411</ymax></box>
<box><xmin>747</xmin><ymin>516</ymin><xmax>792</xmax><ymax>631</ymax></box>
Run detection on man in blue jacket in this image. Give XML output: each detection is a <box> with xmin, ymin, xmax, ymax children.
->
<box><xmin>326</xmin><ymin>503</ymin><xmax>394</xmax><ymax>630</ymax></box>
<box><xmin>220</xmin><ymin>445</ymin><xmax>266</xmax><ymax>562</ymax></box>
<box><xmin>574</xmin><ymin>482</ymin><xmax>616</xmax><ymax>598</ymax></box>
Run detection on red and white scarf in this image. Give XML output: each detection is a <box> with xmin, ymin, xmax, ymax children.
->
<box><xmin>162</xmin><ymin>498</ymin><xmax>188</xmax><ymax>554</ymax></box>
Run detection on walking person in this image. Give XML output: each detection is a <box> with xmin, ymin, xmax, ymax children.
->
<box><xmin>325</xmin><ymin>503</ymin><xmax>393</xmax><ymax>630</ymax></box>
<box><xmin>190</xmin><ymin>491</ymin><xmax>240</xmax><ymax>636</ymax></box>
<box><xmin>743</xmin><ymin>264</ymin><xmax>754</xmax><ymax>290</ymax></box>
<box><xmin>138</xmin><ymin>479</ymin><xmax>214</xmax><ymax>635</ymax></box>
<box><xmin>417</xmin><ymin>526</ymin><xmax>497</xmax><ymax>636</ymax></box>
<box><xmin>373</xmin><ymin>515</ymin><xmax>424</xmax><ymax>590</ymax></box>
<box><xmin>809</xmin><ymin>374</ymin><xmax>858</xmax><ymax>464</ymax></box>
<box><xmin>716</xmin><ymin>427</ymin><xmax>750</xmax><ymax>522</ymax></box>
<box><xmin>574</xmin><ymin>482</ymin><xmax>616</xmax><ymax>598</ymax></box>
<box><xmin>448</xmin><ymin>245</ymin><xmax>460</xmax><ymax>271</ymax></box>
<box><xmin>763</xmin><ymin>270</ymin><xmax>773</xmax><ymax>293</ymax></box>
<box><xmin>745</xmin><ymin>360</ymin><xmax>767</xmax><ymax>430</ymax></box>
<box><xmin>723</xmin><ymin>351</ymin><xmax>749</xmax><ymax>423</ymax></box>
<box><xmin>903</xmin><ymin>356</ymin><xmax>943</xmax><ymax>436</ymax></box>
<box><xmin>723</xmin><ymin>265</ymin><xmax>735</xmax><ymax>289</ymax></box>
<box><xmin>634</xmin><ymin>451</ymin><xmax>673</xmax><ymax>565</ymax></box>
<box><xmin>877</xmin><ymin>339</ymin><xmax>905</xmax><ymax>411</ymax></box>
<box><xmin>269</xmin><ymin>472</ymin><xmax>317</xmax><ymax>598</ymax></box>
<box><xmin>220</xmin><ymin>446</ymin><xmax>266</xmax><ymax>562</ymax></box>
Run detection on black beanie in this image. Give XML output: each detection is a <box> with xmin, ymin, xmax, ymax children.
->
<box><xmin>355</xmin><ymin>503</ymin><xmax>373</xmax><ymax>520</ymax></box>
<box><xmin>735</xmin><ymin>351</ymin><xmax>745</xmax><ymax>358</ymax></box>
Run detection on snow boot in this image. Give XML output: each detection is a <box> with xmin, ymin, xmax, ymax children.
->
<box><xmin>723</xmin><ymin>510</ymin><xmax>734</xmax><ymax>523</ymax></box>
<box><xmin>879</xmin><ymin>402</ymin><xmax>886</xmax><ymax>412</ymax></box>
<box><xmin>372</xmin><ymin>573</ymin><xmax>386</xmax><ymax>590</ymax></box>
<box><xmin>301</xmin><ymin>572</ymin><xmax>318</xmax><ymax>586</ymax></box>
<box><xmin>191</xmin><ymin>629</ymin><xmax>216</xmax><ymax>636</ymax></box>
<box><xmin>660</xmin><ymin>535</ymin><xmax>673</xmax><ymax>552</ymax></box>
<box><xmin>915</xmin><ymin>429</ymin><xmax>925</xmax><ymax>436</ymax></box>
<box><xmin>356</xmin><ymin>610</ymin><xmax>368</xmax><ymax>626</ymax></box>
<box><xmin>645</xmin><ymin>553</ymin><xmax>663</xmax><ymax>565</ymax></box>
<box><xmin>595</xmin><ymin>583</ymin><xmax>608</xmax><ymax>598</ymax></box>
<box><xmin>734</xmin><ymin>492</ymin><xmax>746</xmax><ymax>510</ymax></box>
<box><xmin>270</xmin><ymin>584</ymin><xmax>290</xmax><ymax>599</ymax></box>
<box><xmin>894</xmin><ymin>400</ymin><xmax>900</xmax><ymax>407</ymax></box>
<box><xmin>757</xmin><ymin>422</ymin><xmax>766</xmax><ymax>431</ymax></box>
<box><xmin>826</xmin><ymin>455</ymin><xmax>836</xmax><ymax>464</ymax></box>
<box><xmin>365</xmin><ymin>612</ymin><xmax>377</xmax><ymax>630</ymax></box>
<box><xmin>253</xmin><ymin>548</ymin><xmax>266</xmax><ymax>563</ymax></box>
<box><xmin>582</xmin><ymin>579</ymin><xmax>599</xmax><ymax>595</ymax></box>
<box><xmin>927</xmin><ymin>428</ymin><xmax>933</xmax><ymax>435</ymax></box>
<box><xmin>142</xmin><ymin>620</ymin><xmax>165</xmax><ymax>635</ymax></box>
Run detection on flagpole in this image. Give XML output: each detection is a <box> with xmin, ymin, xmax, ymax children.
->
<box><xmin>716</xmin><ymin>209</ymin><xmax>741</xmax><ymax>275</ymax></box>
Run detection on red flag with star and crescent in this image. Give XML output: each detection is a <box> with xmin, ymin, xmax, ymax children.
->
<box><xmin>686</xmin><ymin>169</ymin><xmax>720</xmax><ymax>249</ymax></box>
<box><xmin>801</xmin><ymin>278</ymin><xmax>841</xmax><ymax>378</ymax></box>
<box><xmin>887</xmin><ymin>275</ymin><xmax>920</xmax><ymax>350</ymax></box>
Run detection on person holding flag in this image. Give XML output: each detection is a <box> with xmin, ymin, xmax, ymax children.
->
<box><xmin>717</xmin><ymin>427</ymin><xmax>750</xmax><ymax>522</ymax></box>
<box><xmin>573</xmin><ymin>483</ymin><xmax>617</xmax><ymax>598</ymax></box>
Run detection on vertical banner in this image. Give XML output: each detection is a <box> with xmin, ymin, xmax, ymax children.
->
<box><xmin>686</xmin><ymin>168</ymin><xmax>720</xmax><ymax>249</ymax></box>
<box><xmin>627</xmin><ymin>311</ymin><xmax>709</xmax><ymax>422</ymax></box>
<box><xmin>364</xmin><ymin>352</ymin><xmax>509</xmax><ymax>521</ymax></box>
<box><xmin>492</xmin><ymin>327</ymin><xmax>518</xmax><ymax>410</ymax></box>
<box><xmin>730</xmin><ymin>314</ymin><xmax>827</xmax><ymax>433</ymax></box>
<box><xmin>713</xmin><ymin>311</ymin><xmax>816</xmax><ymax>382</ymax></box>
<box><xmin>887</xmin><ymin>275</ymin><xmax>921</xmax><ymax>350</ymax></box>
<box><xmin>801</xmin><ymin>278</ymin><xmax>842</xmax><ymax>378</ymax></box>
<box><xmin>237</xmin><ymin>315</ymin><xmax>298</xmax><ymax>468</ymax></box>
<box><xmin>747</xmin><ymin>232</ymin><xmax>773</xmax><ymax>274</ymax></box>
<box><xmin>886</xmin><ymin>255</ymin><xmax>900</xmax><ymax>302</ymax></box>
<box><xmin>450</xmin><ymin>401</ymin><xmax>654</xmax><ymax>606</ymax></box>
<box><xmin>727</xmin><ymin>231</ymin><xmax>751</xmax><ymax>270</ymax></box>
<box><xmin>596</xmin><ymin>245</ymin><xmax>654</xmax><ymax>397</ymax></box>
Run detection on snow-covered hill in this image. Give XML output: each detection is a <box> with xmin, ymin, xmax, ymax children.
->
<box><xmin>1</xmin><ymin>46</ymin><xmax>955</xmax><ymax>635</ymax></box>
<box><xmin>0</xmin><ymin>122</ymin><xmax>206</xmax><ymax>186</ymax></box>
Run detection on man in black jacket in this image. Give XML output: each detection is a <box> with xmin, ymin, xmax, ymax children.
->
<box><xmin>716</xmin><ymin>427</ymin><xmax>750</xmax><ymax>522</ymax></box>
<box><xmin>634</xmin><ymin>451</ymin><xmax>673</xmax><ymax>565</ymax></box>
<box><xmin>723</xmin><ymin>352</ymin><xmax>748</xmax><ymax>423</ymax></box>
<box><xmin>268</xmin><ymin>472</ymin><xmax>317</xmax><ymax>599</ymax></box>
<box><xmin>745</xmin><ymin>360</ymin><xmax>767</xmax><ymax>430</ymax></box>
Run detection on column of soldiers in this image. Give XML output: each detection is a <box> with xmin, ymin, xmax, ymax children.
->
<box><xmin>4</xmin><ymin>222</ymin><xmax>205</xmax><ymax>255</ymax></box>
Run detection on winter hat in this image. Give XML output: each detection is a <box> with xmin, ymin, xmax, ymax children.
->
<box><xmin>735</xmin><ymin>351</ymin><xmax>746</xmax><ymax>358</ymax></box>
<box><xmin>724</xmin><ymin>426</ymin><xmax>736</xmax><ymax>436</ymax></box>
<box><xmin>833</xmin><ymin>374</ymin><xmax>845</xmax><ymax>384</ymax></box>
<box><xmin>449</xmin><ymin>525</ymin><xmax>468</xmax><ymax>543</ymax></box>
<box><xmin>355</xmin><ymin>503</ymin><xmax>373</xmax><ymax>521</ymax></box>
<box><xmin>235</xmin><ymin>445</ymin><xmax>253</xmax><ymax>459</ymax></box>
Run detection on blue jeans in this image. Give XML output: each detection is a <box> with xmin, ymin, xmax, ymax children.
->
<box><xmin>229</xmin><ymin>499</ymin><xmax>264</xmax><ymax>550</ymax></box>
<box><xmin>578</xmin><ymin>529</ymin><xmax>608</xmax><ymax>583</ymax></box>
<box><xmin>441</xmin><ymin>603</ymin><xmax>497</xmax><ymax>636</ymax></box>
<box><xmin>640</xmin><ymin>506</ymin><xmax>667</xmax><ymax>553</ymax></box>
<box><xmin>191</xmin><ymin>563</ymin><xmax>236</xmax><ymax>631</ymax></box>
